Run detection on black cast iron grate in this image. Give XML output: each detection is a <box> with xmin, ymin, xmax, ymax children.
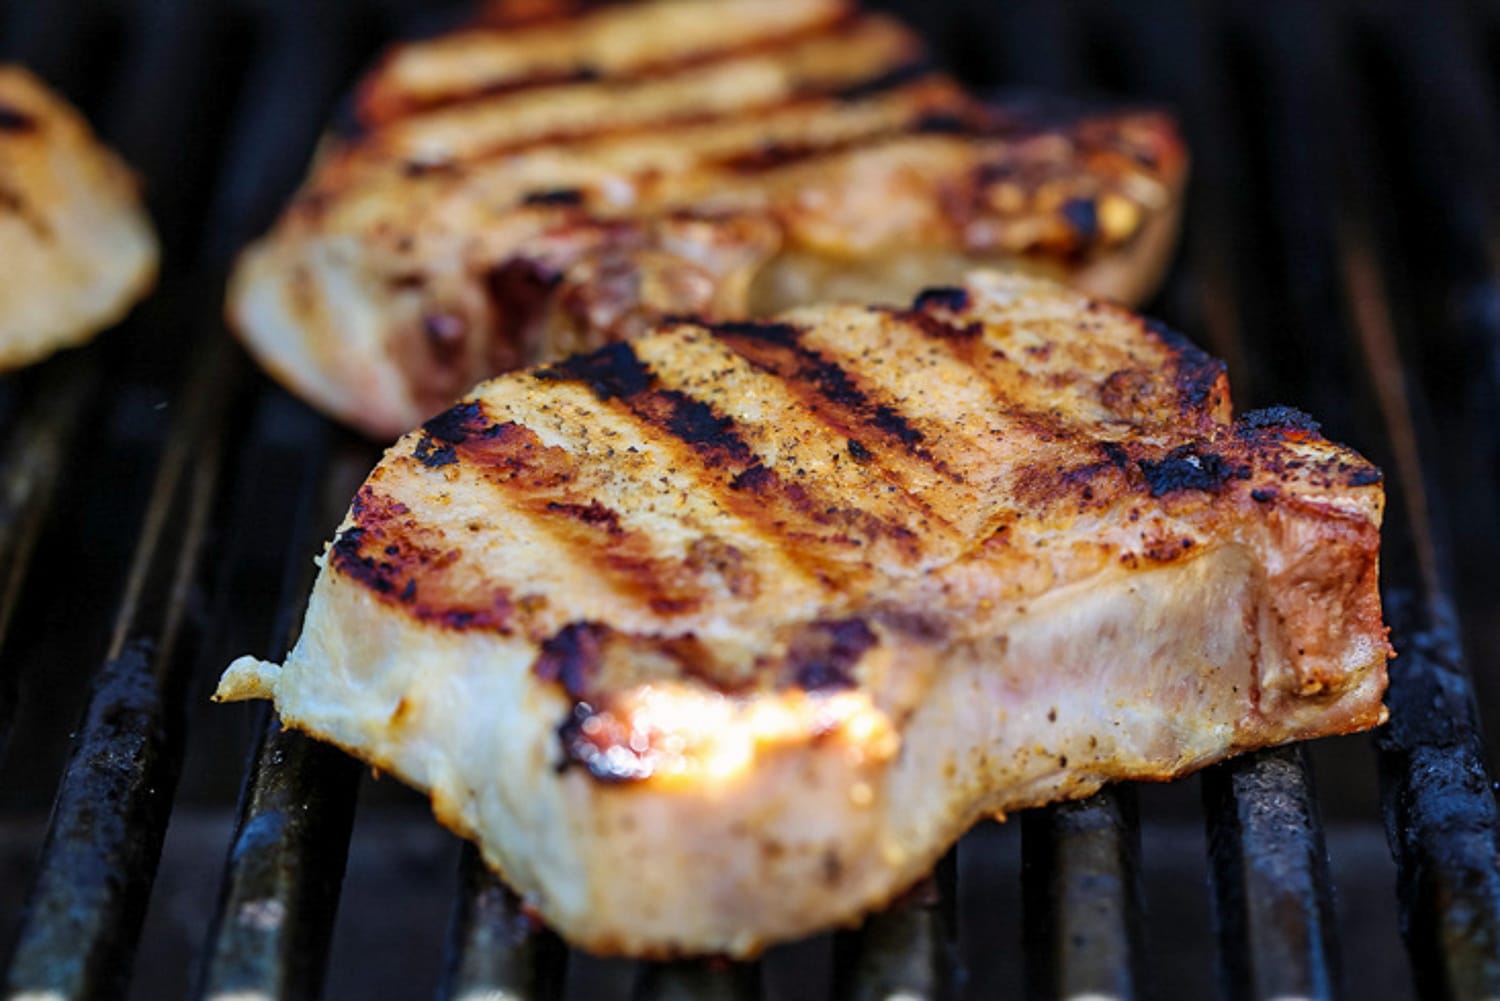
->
<box><xmin>0</xmin><ymin>0</ymin><xmax>1498</xmax><ymax>998</ymax></box>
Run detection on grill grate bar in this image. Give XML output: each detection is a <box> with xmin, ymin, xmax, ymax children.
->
<box><xmin>1311</xmin><ymin>7</ymin><xmax>1500</xmax><ymax>996</ymax></box>
<box><xmin>1375</xmin><ymin>595</ymin><xmax>1500</xmax><ymax>999</ymax></box>
<box><xmin>1</xmin><ymin>337</ymin><xmax>235</xmax><ymax>997</ymax></box>
<box><xmin>195</xmin><ymin>715</ymin><xmax>362</xmax><ymax>998</ymax></box>
<box><xmin>438</xmin><ymin>843</ymin><xmax>567</xmax><ymax>1001</ymax></box>
<box><xmin>0</xmin><ymin>358</ymin><xmax>97</xmax><ymax>757</ymax></box>
<box><xmin>1247</xmin><ymin>3</ymin><xmax>1500</xmax><ymax>996</ymax></box>
<box><xmin>833</xmin><ymin>853</ymin><xmax>955</xmax><ymax>1001</ymax></box>
<box><xmin>1021</xmin><ymin>786</ymin><xmax>1145</xmax><ymax>1000</ymax></box>
<box><xmin>3</xmin><ymin>1</ymin><xmax>1499</xmax><ymax>995</ymax></box>
<box><xmin>1103</xmin><ymin>5</ymin><xmax>1350</xmax><ymax>996</ymax></box>
<box><xmin>1203</xmin><ymin>746</ymin><xmax>1341</xmax><ymax>1001</ymax></box>
<box><xmin>194</xmin><ymin>433</ymin><xmax>368</xmax><ymax>1000</ymax></box>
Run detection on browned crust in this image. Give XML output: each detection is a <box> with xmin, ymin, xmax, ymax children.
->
<box><xmin>231</xmin><ymin>1</ymin><xmax>1190</xmax><ymax>438</ymax></box>
<box><xmin>328</xmin><ymin>286</ymin><xmax>1387</xmax><ymax>725</ymax></box>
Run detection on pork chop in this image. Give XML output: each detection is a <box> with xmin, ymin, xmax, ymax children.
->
<box><xmin>228</xmin><ymin>0</ymin><xmax>1186</xmax><ymax>437</ymax></box>
<box><xmin>0</xmin><ymin>66</ymin><xmax>157</xmax><ymax>369</ymax></box>
<box><xmin>217</xmin><ymin>272</ymin><xmax>1389</xmax><ymax>957</ymax></box>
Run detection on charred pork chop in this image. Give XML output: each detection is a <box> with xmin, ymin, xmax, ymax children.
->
<box><xmin>217</xmin><ymin>273</ymin><xmax>1389</xmax><ymax>957</ymax></box>
<box><xmin>229</xmin><ymin>0</ymin><xmax>1186</xmax><ymax>437</ymax></box>
<box><xmin>0</xmin><ymin>66</ymin><xmax>157</xmax><ymax>369</ymax></box>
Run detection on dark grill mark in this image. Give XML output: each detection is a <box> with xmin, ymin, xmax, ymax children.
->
<box><xmin>400</xmin><ymin>158</ymin><xmax>458</xmax><ymax>179</ymax></box>
<box><xmin>833</xmin><ymin>60</ymin><xmax>933</xmax><ymax>101</ymax></box>
<box><xmin>521</xmin><ymin>187</ymin><xmax>585</xmax><ymax>207</ymax></box>
<box><xmin>847</xmin><ymin>439</ymin><xmax>873</xmax><ymax>462</ymax></box>
<box><xmin>536</xmin><ymin>341</ymin><xmax>654</xmax><ymax>399</ymax></box>
<box><xmin>414</xmin><ymin>400</ymin><xmax>501</xmax><ymax>468</ymax></box>
<box><xmin>729</xmin><ymin>463</ymin><xmax>775</xmax><ymax>492</ymax></box>
<box><xmin>413</xmin><ymin>438</ymin><xmax>457</xmax><ymax>468</ymax></box>
<box><xmin>359</xmin><ymin>2</ymin><xmax>864</xmax><ymax>128</ymax></box>
<box><xmin>1347</xmin><ymin>467</ymin><xmax>1383</xmax><ymax>487</ymax></box>
<box><xmin>894</xmin><ymin>307</ymin><xmax>982</xmax><ymax>343</ymax></box>
<box><xmin>714</xmin><ymin>324</ymin><xmax>952</xmax><ymax>479</ymax></box>
<box><xmin>534</xmin><ymin>621</ymin><xmax>611</xmax><ymax>699</ymax></box>
<box><xmin>911</xmin><ymin>111</ymin><xmax>972</xmax><ymax>135</ymax></box>
<box><xmin>662</xmin><ymin>392</ymin><xmax>753</xmax><ymax>461</ymax></box>
<box><xmin>449</xmin><ymin>421</ymin><xmax>702</xmax><ymax>613</ymax></box>
<box><xmin>1101</xmin><ymin>441</ymin><xmax>1131</xmax><ymax>470</ymax></box>
<box><xmin>912</xmin><ymin>286</ymin><xmax>970</xmax><ymax>312</ymax></box>
<box><xmin>330</xmin><ymin>527</ymin><xmax>391</xmax><ymax>594</ymax></box>
<box><xmin>532</xmin><ymin>328</ymin><xmax>921</xmax><ymax>573</ymax></box>
<box><xmin>720</xmin><ymin>141</ymin><xmax>823</xmax><ymax>172</ymax></box>
<box><xmin>706</xmin><ymin>319</ymin><xmax>803</xmax><ymax>345</ymax></box>
<box><xmin>546</xmin><ymin>500</ymin><xmax>624</xmax><ymax>535</ymax></box>
<box><xmin>0</xmin><ymin>104</ymin><xmax>35</xmax><ymax>132</ymax></box>
<box><xmin>711</xmin><ymin>104</ymin><xmax>971</xmax><ymax>175</ymax></box>
<box><xmin>1143</xmin><ymin>318</ymin><xmax>1226</xmax><ymax>411</ymax></box>
<box><xmin>873</xmin><ymin>404</ymin><xmax>924</xmax><ymax>446</ymax></box>
<box><xmin>335</xmin><ymin>488</ymin><xmax>517</xmax><ymax>634</ymax></box>
<box><xmin>362</xmin><ymin>66</ymin><xmax>602</xmax><ymax>126</ymax></box>
<box><xmin>784</xmin><ymin>618</ymin><xmax>878</xmax><ymax>691</ymax></box>
<box><xmin>1138</xmin><ymin>445</ymin><xmax>1251</xmax><ymax>497</ymax></box>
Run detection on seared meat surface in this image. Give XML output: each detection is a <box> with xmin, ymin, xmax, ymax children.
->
<box><xmin>0</xmin><ymin>66</ymin><xmax>157</xmax><ymax>368</ymax></box>
<box><xmin>230</xmin><ymin>0</ymin><xmax>1186</xmax><ymax>437</ymax></box>
<box><xmin>218</xmin><ymin>273</ymin><xmax>1388</xmax><ymax>957</ymax></box>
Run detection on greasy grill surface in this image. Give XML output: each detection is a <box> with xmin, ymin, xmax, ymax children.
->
<box><xmin>0</xmin><ymin>1</ymin><xmax>1495</xmax><ymax>999</ymax></box>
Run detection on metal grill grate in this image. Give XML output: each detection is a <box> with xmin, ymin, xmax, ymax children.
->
<box><xmin>1</xmin><ymin>1</ymin><xmax>1498</xmax><ymax>998</ymax></box>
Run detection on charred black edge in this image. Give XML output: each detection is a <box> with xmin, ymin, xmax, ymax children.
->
<box><xmin>1233</xmin><ymin>407</ymin><xmax>1384</xmax><ymax>487</ymax></box>
<box><xmin>1143</xmin><ymin>317</ymin><xmax>1227</xmax><ymax>410</ymax></box>
<box><xmin>328</xmin><ymin>526</ymin><xmax>394</xmax><ymax>595</ymax></box>
<box><xmin>422</xmin><ymin>400</ymin><xmax>491</xmax><ymax>444</ymax></box>
<box><xmin>1239</xmin><ymin>405</ymin><xmax>1322</xmax><ymax>433</ymax></box>
<box><xmin>413</xmin><ymin>439</ymin><xmax>457</xmax><ymax>468</ymax></box>
<box><xmin>413</xmin><ymin>400</ymin><xmax>504</xmax><ymax>468</ymax></box>
<box><xmin>1137</xmin><ymin>444</ymin><xmax>1252</xmax><ymax>497</ymax></box>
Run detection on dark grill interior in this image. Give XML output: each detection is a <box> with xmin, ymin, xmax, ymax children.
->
<box><xmin>1</xmin><ymin>1</ymin><xmax>1498</xmax><ymax>998</ymax></box>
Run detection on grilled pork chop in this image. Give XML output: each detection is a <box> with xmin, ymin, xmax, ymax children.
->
<box><xmin>218</xmin><ymin>273</ymin><xmax>1389</xmax><ymax>957</ymax></box>
<box><xmin>0</xmin><ymin>66</ymin><xmax>157</xmax><ymax>369</ymax></box>
<box><xmin>229</xmin><ymin>0</ymin><xmax>1186</xmax><ymax>437</ymax></box>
